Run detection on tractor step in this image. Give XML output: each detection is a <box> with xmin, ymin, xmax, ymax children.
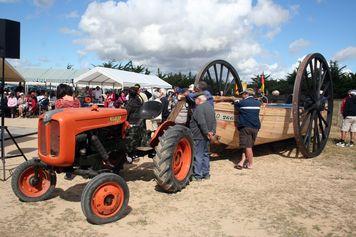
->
<box><xmin>136</xmin><ymin>146</ymin><xmax>153</xmax><ymax>151</ymax></box>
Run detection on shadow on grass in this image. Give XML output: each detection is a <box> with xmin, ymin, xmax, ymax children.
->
<box><xmin>59</xmin><ymin>183</ymin><xmax>87</xmax><ymax>202</ymax></box>
<box><xmin>123</xmin><ymin>161</ymin><xmax>155</xmax><ymax>182</ymax></box>
<box><xmin>210</xmin><ymin>138</ymin><xmax>305</xmax><ymax>165</ymax></box>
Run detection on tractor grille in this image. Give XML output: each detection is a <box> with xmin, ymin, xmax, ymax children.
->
<box><xmin>50</xmin><ymin>120</ymin><xmax>60</xmax><ymax>156</ymax></box>
<box><xmin>38</xmin><ymin>119</ymin><xmax>60</xmax><ymax>157</ymax></box>
<box><xmin>38</xmin><ymin>119</ymin><xmax>47</xmax><ymax>155</ymax></box>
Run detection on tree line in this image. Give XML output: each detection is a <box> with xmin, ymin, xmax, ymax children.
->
<box><xmin>89</xmin><ymin>59</ymin><xmax>355</xmax><ymax>99</ymax></box>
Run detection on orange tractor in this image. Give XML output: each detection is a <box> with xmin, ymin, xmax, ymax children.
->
<box><xmin>11</xmin><ymin>101</ymin><xmax>195</xmax><ymax>224</ymax></box>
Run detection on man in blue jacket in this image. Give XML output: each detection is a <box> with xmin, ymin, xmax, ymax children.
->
<box><xmin>234</xmin><ymin>88</ymin><xmax>261</xmax><ymax>169</ymax></box>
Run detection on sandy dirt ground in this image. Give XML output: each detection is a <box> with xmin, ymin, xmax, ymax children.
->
<box><xmin>0</xmin><ymin>117</ymin><xmax>355</xmax><ymax>237</ymax></box>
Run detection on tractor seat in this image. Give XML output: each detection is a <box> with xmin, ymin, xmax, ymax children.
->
<box><xmin>138</xmin><ymin>101</ymin><xmax>162</xmax><ymax>120</ymax></box>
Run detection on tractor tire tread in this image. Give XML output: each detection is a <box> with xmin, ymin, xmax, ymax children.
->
<box><xmin>81</xmin><ymin>173</ymin><xmax>129</xmax><ymax>225</ymax></box>
<box><xmin>153</xmin><ymin>125</ymin><xmax>194</xmax><ymax>193</ymax></box>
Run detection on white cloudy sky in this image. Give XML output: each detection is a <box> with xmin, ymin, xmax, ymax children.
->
<box><xmin>75</xmin><ymin>0</ymin><xmax>292</xmax><ymax>79</ymax></box>
<box><xmin>1</xmin><ymin>0</ymin><xmax>356</xmax><ymax>81</ymax></box>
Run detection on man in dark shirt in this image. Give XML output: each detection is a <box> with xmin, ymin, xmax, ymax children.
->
<box><xmin>234</xmin><ymin>88</ymin><xmax>261</xmax><ymax>169</ymax></box>
<box><xmin>125</xmin><ymin>87</ymin><xmax>143</xmax><ymax>124</ymax></box>
<box><xmin>159</xmin><ymin>88</ymin><xmax>170</xmax><ymax>122</ymax></box>
<box><xmin>341</xmin><ymin>90</ymin><xmax>356</xmax><ymax>147</ymax></box>
<box><xmin>189</xmin><ymin>93</ymin><xmax>216</xmax><ymax>180</ymax></box>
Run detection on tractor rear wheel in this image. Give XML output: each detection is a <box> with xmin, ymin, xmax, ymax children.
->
<box><xmin>11</xmin><ymin>159</ymin><xmax>57</xmax><ymax>202</ymax></box>
<box><xmin>153</xmin><ymin>125</ymin><xmax>194</xmax><ymax>193</ymax></box>
<box><xmin>81</xmin><ymin>173</ymin><xmax>129</xmax><ymax>224</ymax></box>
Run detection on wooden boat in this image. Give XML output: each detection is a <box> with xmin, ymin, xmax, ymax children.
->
<box><xmin>169</xmin><ymin>53</ymin><xmax>333</xmax><ymax>158</ymax></box>
<box><xmin>214</xmin><ymin>102</ymin><xmax>296</xmax><ymax>149</ymax></box>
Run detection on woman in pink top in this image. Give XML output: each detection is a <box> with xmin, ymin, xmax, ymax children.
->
<box><xmin>55</xmin><ymin>84</ymin><xmax>80</xmax><ymax>109</ymax></box>
<box><xmin>7</xmin><ymin>92</ymin><xmax>18</xmax><ymax>118</ymax></box>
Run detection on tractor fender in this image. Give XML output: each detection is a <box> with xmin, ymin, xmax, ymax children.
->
<box><xmin>149</xmin><ymin>120</ymin><xmax>175</xmax><ymax>147</ymax></box>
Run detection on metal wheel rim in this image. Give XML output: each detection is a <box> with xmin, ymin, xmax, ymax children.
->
<box><xmin>172</xmin><ymin>138</ymin><xmax>192</xmax><ymax>181</ymax></box>
<box><xmin>91</xmin><ymin>182</ymin><xmax>125</xmax><ymax>218</ymax></box>
<box><xmin>18</xmin><ymin>166</ymin><xmax>51</xmax><ymax>198</ymax></box>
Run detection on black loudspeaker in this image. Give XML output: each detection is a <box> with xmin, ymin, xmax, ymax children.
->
<box><xmin>0</xmin><ymin>19</ymin><xmax>20</xmax><ymax>59</ymax></box>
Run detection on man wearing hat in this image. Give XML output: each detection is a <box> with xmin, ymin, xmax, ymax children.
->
<box><xmin>234</xmin><ymin>88</ymin><xmax>261</xmax><ymax>169</ymax></box>
<box><xmin>190</xmin><ymin>92</ymin><xmax>216</xmax><ymax>180</ymax></box>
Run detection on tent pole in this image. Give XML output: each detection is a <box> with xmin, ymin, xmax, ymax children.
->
<box><xmin>1</xmin><ymin>57</ymin><xmax>5</xmax><ymax>180</ymax></box>
<box><xmin>1</xmin><ymin>57</ymin><xmax>28</xmax><ymax>181</ymax></box>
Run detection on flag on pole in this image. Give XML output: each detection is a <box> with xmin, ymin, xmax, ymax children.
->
<box><xmin>234</xmin><ymin>81</ymin><xmax>239</xmax><ymax>95</ymax></box>
<box><xmin>260</xmin><ymin>73</ymin><xmax>265</xmax><ymax>94</ymax></box>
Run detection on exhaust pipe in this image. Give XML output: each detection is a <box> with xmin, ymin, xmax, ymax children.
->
<box><xmin>91</xmin><ymin>135</ymin><xmax>110</xmax><ymax>162</ymax></box>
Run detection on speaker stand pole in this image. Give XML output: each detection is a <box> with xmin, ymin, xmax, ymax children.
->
<box><xmin>1</xmin><ymin>57</ymin><xmax>27</xmax><ymax>181</ymax></box>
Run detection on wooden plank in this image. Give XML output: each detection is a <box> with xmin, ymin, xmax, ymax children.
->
<box><xmin>214</xmin><ymin>102</ymin><xmax>295</xmax><ymax>148</ymax></box>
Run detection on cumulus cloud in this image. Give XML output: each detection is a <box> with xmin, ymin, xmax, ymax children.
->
<box><xmin>76</xmin><ymin>0</ymin><xmax>291</xmax><ymax>80</ymax></box>
<box><xmin>333</xmin><ymin>46</ymin><xmax>356</xmax><ymax>62</ymax></box>
<box><xmin>288</xmin><ymin>38</ymin><xmax>310</xmax><ymax>53</ymax></box>
<box><xmin>236</xmin><ymin>58</ymin><xmax>289</xmax><ymax>80</ymax></box>
<box><xmin>249</xmin><ymin>0</ymin><xmax>289</xmax><ymax>27</ymax></box>
<box><xmin>33</xmin><ymin>0</ymin><xmax>54</xmax><ymax>8</ymax></box>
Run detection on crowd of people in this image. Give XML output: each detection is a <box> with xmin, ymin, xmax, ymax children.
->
<box><xmin>0</xmin><ymin>86</ymin><xmax>52</xmax><ymax>118</ymax></box>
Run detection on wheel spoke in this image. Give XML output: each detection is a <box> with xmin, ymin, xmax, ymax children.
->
<box><xmin>223</xmin><ymin>69</ymin><xmax>231</xmax><ymax>94</ymax></box>
<box><xmin>312</xmin><ymin>60</ymin><xmax>318</xmax><ymax>98</ymax></box>
<box><xmin>300</xmin><ymin>105</ymin><xmax>314</xmax><ymax>116</ymax></box>
<box><xmin>300</xmin><ymin>112</ymin><xmax>311</xmax><ymax>130</ymax></box>
<box><xmin>313</xmin><ymin>116</ymin><xmax>320</xmax><ymax>152</ymax></box>
<box><xmin>309</xmin><ymin>60</ymin><xmax>315</xmax><ymax>80</ymax></box>
<box><xmin>303</xmin><ymin>70</ymin><xmax>315</xmax><ymax>100</ymax></box>
<box><xmin>304</xmin><ymin>111</ymin><xmax>315</xmax><ymax>148</ymax></box>
<box><xmin>321</xmin><ymin>80</ymin><xmax>331</xmax><ymax>97</ymax></box>
<box><xmin>219</xmin><ymin>64</ymin><xmax>223</xmax><ymax>93</ymax></box>
<box><xmin>318</xmin><ymin>112</ymin><xmax>328</xmax><ymax>128</ymax></box>
<box><xmin>213</xmin><ymin>64</ymin><xmax>219</xmax><ymax>92</ymax></box>
<box><xmin>318</xmin><ymin>65</ymin><xmax>326</xmax><ymax>90</ymax></box>
<box><xmin>206</xmin><ymin>69</ymin><xmax>213</xmax><ymax>84</ymax></box>
<box><xmin>318</xmin><ymin>112</ymin><xmax>326</xmax><ymax>139</ymax></box>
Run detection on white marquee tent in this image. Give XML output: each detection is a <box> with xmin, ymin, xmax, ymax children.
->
<box><xmin>0</xmin><ymin>59</ymin><xmax>25</xmax><ymax>83</ymax></box>
<box><xmin>74</xmin><ymin>67</ymin><xmax>172</xmax><ymax>89</ymax></box>
<box><xmin>15</xmin><ymin>67</ymin><xmax>88</xmax><ymax>85</ymax></box>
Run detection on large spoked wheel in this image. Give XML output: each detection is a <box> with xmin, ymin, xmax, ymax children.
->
<box><xmin>11</xmin><ymin>159</ymin><xmax>57</xmax><ymax>202</ymax></box>
<box><xmin>153</xmin><ymin>125</ymin><xmax>194</xmax><ymax>193</ymax></box>
<box><xmin>195</xmin><ymin>60</ymin><xmax>243</xmax><ymax>96</ymax></box>
<box><xmin>292</xmin><ymin>53</ymin><xmax>333</xmax><ymax>157</ymax></box>
<box><xmin>81</xmin><ymin>173</ymin><xmax>129</xmax><ymax>225</ymax></box>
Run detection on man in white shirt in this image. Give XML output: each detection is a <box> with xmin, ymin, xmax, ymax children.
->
<box><xmin>94</xmin><ymin>86</ymin><xmax>103</xmax><ymax>103</ymax></box>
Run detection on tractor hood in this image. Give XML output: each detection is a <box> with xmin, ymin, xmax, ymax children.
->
<box><xmin>39</xmin><ymin>107</ymin><xmax>127</xmax><ymax>135</ymax></box>
<box><xmin>38</xmin><ymin>107</ymin><xmax>128</xmax><ymax>167</ymax></box>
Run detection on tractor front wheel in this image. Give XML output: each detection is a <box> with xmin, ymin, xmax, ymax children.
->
<box><xmin>153</xmin><ymin>125</ymin><xmax>194</xmax><ymax>193</ymax></box>
<box><xmin>81</xmin><ymin>173</ymin><xmax>129</xmax><ymax>225</ymax></box>
<box><xmin>11</xmin><ymin>159</ymin><xmax>57</xmax><ymax>202</ymax></box>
